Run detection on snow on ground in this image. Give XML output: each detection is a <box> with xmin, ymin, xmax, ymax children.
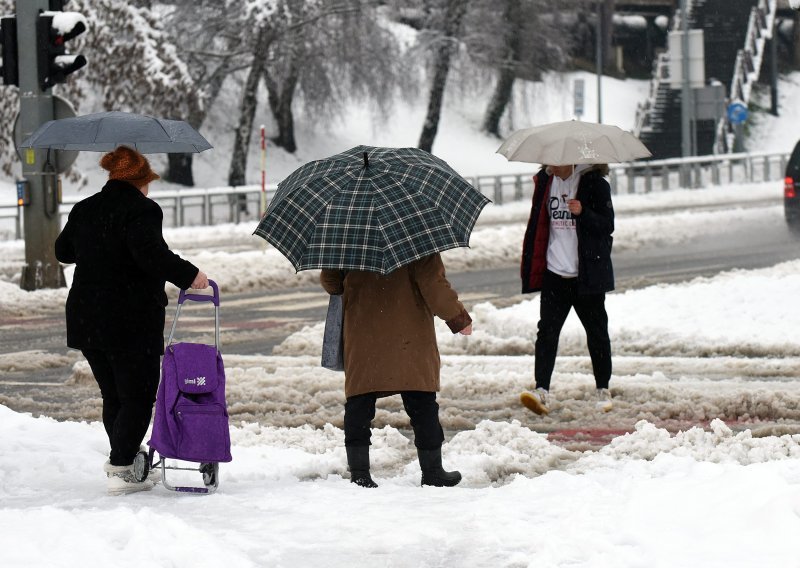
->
<box><xmin>2</xmin><ymin>403</ymin><xmax>800</xmax><ymax>568</ymax></box>
<box><xmin>1</xmin><ymin>67</ymin><xmax>800</xmax><ymax>567</ymax></box>
<box><xmin>1</xmin><ymin>176</ymin><xmax>800</xmax><ymax>565</ymax></box>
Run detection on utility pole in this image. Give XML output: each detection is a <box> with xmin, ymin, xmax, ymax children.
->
<box><xmin>13</xmin><ymin>0</ymin><xmax>86</xmax><ymax>290</ymax></box>
<box><xmin>596</xmin><ymin>0</ymin><xmax>603</xmax><ymax>124</ymax></box>
<box><xmin>770</xmin><ymin>19</ymin><xmax>778</xmax><ymax>116</ymax></box>
<box><xmin>17</xmin><ymin>0</ymin><xmax>61</xmax><ymax>290</ymax></box>
<box><xmin>680</xmin><ymin>0</ymin><xmax>692</xmax><ymax>185</ymax></box>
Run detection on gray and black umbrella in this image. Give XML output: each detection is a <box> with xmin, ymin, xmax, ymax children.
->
<box><xmin>20</xmin><ymin>110</ymin><xmax>212</xmax><ymax>154</ymax></box>
<box><xmin>254</xmin><ymin>145</ymin><xmax>490</xmax><ymax>275</ymax></box>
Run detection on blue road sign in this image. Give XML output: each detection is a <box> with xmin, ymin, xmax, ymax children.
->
<box><xmin>727</xmin><ymin>102</ymin><xmax>748</xmax><ymax>125</ymax></box>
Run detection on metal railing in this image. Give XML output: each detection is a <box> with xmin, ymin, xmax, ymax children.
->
<box><xmin>0</xmin><ymin>149</ymin><xmax>790</xmax><ymax>239</ymax></box>
<box><xmin>633</xmin><ymin>0</ymin><xmax>694</xmax><ymax>138</ymax></box>
<box><xmin>473</xmin><ymin>149</ymin><xmax>788</xmax><ymax>205</ymax></box>
<box><xmin>714</xmin><ymin>0</ymin><xmax>777</xmax><ymax>153</ymax></box>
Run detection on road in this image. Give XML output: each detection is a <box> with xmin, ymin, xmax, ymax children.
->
<box><xmin>1</xmin><ymin>200</ymin><xmax>799</xmax><ymax>434</ymax></box>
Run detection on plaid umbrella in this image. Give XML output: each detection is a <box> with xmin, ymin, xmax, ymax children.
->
<box><xmin>253</xmin><ymin>145</ymin><xmax>491</xmax><ymax>274</ymax></box>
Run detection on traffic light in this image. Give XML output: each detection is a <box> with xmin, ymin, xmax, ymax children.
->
<box><xmin>36</xmin><ymin>10</ymin><xmax>87</xmax><ymax>91</ymax></box>
<box><xmin>0</xmin><ymin>16</ymin><xmax>18</xmax><ymax>87</ymax></box>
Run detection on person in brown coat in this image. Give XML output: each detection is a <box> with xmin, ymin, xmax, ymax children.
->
<box><xmin>320</xmin><ymin>253</ymin><xmax>472</xmax><ymax>488</ymax></box>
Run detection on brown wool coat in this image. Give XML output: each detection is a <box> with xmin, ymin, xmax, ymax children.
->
<box><xmin>320</xmin><ymin>254</ymin><xmax>472</xmax><ymax>398</ymax></box>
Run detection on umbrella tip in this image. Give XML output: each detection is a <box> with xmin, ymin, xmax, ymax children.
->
<box><xmin>363</xmin><ymin>152</ymin><xmax>369</xmax><ymax>169</ymax></box>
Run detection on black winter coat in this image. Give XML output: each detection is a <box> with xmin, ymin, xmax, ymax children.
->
<box><xmin>521</xmin><ymin>166</ymin><xmax>615</xmax><ymax>295</ymax></box>
<box><xmin>54</xmin><ymin>180</ymin><xmax>198</xmax><ymax>355</ymax></box>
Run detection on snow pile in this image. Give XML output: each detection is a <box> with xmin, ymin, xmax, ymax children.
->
<box><xmin>2</xmin><ymin>403</ymin><xmax>800</xmax><ymax>567</ymax></box>
<box><xmin>275</xmin><ymin>258</ymin><xmax>800</xmax><ymax>360</ymax></box>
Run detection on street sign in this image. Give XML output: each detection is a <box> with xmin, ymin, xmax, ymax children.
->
<box><xmin>13</xmin><ymin>94</ymin><xmax>78</xmax><ymax>172</ymax></box>
<box><xmin>668</xmin><ymin>29</ymin><xmax>705</xmax><ymax>89</ymax></box>
<box><xmin>694</xmin><ymin>84</ymin><xmax>726</xmax><ymax>121</ymax></box>
<box><xmin>727</xmin><ymin>101</ymin><xmax>748</xmax><ymax>125</ymax></box>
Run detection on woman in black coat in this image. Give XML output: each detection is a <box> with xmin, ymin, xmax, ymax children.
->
<box><xmin>55</xmin><ymin>146</ymin><xmax>208</xmax><ymax>495</ymax></box>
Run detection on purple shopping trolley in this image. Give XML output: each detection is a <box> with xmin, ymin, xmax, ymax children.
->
<box><xmin>146</xmin><ymin>280</ymin><xmax>232</xmax><ymax>494</ymax></box>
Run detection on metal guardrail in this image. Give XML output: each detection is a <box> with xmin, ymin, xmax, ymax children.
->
<box><xmin>0</xmin><ymin>149</ymin><xmax>791</xmax><ymax>239</ymax></box>
<box><xmin>473</xmin><ymin>149</ymin><xmax>788</xmax><ymax>204</ymax></box>
<box><xmin>715</xmin><ymin>0</ymin><xmax>777</xmax><ymax>154</ymax></box>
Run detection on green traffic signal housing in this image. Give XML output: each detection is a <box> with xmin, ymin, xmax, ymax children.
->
<box><xmin>36</xmin><ymin>11</ymin><xmax>87</xmax><ymax>91</ymax></box>
<box><xmin>0</xmin><ymin>16</ymin><xmax>18</xmax><ymax>87</ymax></box>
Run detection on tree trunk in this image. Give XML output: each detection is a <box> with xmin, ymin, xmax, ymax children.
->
<box><xmin>164</xmin><ymin>60</ymin><xmax>235</xmax><ymax>186</ymax></box>
<box><xmin>794</xmin><ymin>12</ymin><xmax>800</xmax><ymax>68</ymax></box>
<box><xmin>417</xmin><ymin>0</ymin><xmax>468</xmax><ymax>153</ymax></box>
<box><xmin>265</xmin><ymin>56</ymin><xmax>300</xmax><ymax>153</ymax></box>
<box><xmin>228</xmin><ymin>29</ymin><xmax>269</xmax><ymax>187</ymax></box>
<box><xmin>165</xmin><ymin>154</ymin><xmax>194</xmax><ymax>186</ymax></box>
<box><xmin>603</xmin><ymin>0</ymin><xmax>615</xmax><ymax>71</ymax></box>
<box><xmin>482</xmin><ymin>0</ymin><xmax>522</xmax><ymax>137</ymax></box>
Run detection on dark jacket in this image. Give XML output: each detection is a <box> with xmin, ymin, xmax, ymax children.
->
<box><xmin>521</xmin><ymin>165</ymin><xmax>615</xmax><ymax>294</ymax></box>
<box><xmin>54</xmin><ymin>179</ymin><xmax>198</xmax><ymax>355</ymax></box>
<box><xmin>320</xmin><ymin>254</ymin><xmax>471</xmax><ymax>398</ymax></box>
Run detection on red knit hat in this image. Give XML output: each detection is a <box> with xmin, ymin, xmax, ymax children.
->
<box><xmin>100</xmin><ymin>146</ymin><xmax>160</xmax><ymax>187</ymax></box>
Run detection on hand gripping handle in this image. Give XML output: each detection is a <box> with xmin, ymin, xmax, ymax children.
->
<box><xmin>178</xmin><ymin>279</ymin><xmax>219</xmax><ymax>306</ymax></box>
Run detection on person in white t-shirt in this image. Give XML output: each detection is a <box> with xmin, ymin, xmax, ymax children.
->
<box><xmin>518</xmin><ymin>163</ymin><xmax>615</xmax><ymax>415</ymax></box>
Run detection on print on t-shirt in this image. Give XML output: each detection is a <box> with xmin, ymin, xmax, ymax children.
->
<box><xmin>546</xmin><ymin>181</ymin><xmax>580</xmax><ymax>277</ymax></box>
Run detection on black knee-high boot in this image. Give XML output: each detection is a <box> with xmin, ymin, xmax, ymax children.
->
<box><xmin>417</xmin><ymin>448</ymin><xmax>461</xmax><ymax>487</ymax></box>
<box><xmin>346</xmin><ymin>446</ymin><xmax>378</xmax><ymax>488</ymax></box>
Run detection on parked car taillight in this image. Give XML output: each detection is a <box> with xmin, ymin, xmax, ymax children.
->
<box><xmin>785</xmin><ymin>177</ymin><xmax>797</xmax><ymax>198</ymax></box>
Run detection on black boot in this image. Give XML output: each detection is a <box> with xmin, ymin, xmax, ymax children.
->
<box><xmin>345</xmin><ymin>445</ymin><xmax>378</xmax><ymax>488</ymax></box>
<box><xmin>417</xmin><ymin>448</ymin><xmax>461</xmax><ymax>487</ymax></box>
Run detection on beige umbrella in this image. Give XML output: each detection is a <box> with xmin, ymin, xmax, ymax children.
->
<box><xmin>497</xmin><ymin>120</ymin><xmax>651</xmax><ymax>165</ymax></box>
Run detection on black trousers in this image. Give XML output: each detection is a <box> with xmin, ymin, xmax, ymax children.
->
<box><xmin>534</xmin><ymin>270</ymin><xmax>611</xmax><ymax>391</ymax></box>
<box><xmin>82</xmin><ymin>348</ymin><xmax>160</xmax><ymax>466</ymax></box>
<box><xmin>344</xmin><ymin>391</ymin><xmax>445</xmax><ymax>450</ymax></box>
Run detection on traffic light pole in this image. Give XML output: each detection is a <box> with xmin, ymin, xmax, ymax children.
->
<box><xmin>16</xmin><ymin>0</ymin><xmax>64</xmax><ymax>290</ymax></box>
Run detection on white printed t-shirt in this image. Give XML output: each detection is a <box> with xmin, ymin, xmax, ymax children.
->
<box><xmin>546</xmin><ymin>165</ymin><xmax>591</xmax><ymax>277</ymax></box>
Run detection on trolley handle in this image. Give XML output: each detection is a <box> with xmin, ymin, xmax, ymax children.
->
<box><xmin>179</xmin><ymin>279</ymin><xmax>219</xmax><ymax>306</ymax></box>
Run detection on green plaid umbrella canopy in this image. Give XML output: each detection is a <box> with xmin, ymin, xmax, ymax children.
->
<box><xmin>253</xmin><ymin>145</ymin><xmax>491</xmax><ymax>274</ymax></box>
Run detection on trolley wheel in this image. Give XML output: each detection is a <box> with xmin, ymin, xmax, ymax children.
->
<box><xmin>200</xmin><ymin>462</ymin><xmax>219</xmax><ymax>488</ymax></box>
<box><xmin>132</xmin><ymin>450</ymin><xmax>150</xmax><ymax>483</ymax></box>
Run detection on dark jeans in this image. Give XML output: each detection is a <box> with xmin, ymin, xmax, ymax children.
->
<box><xmin>344</xmin><ymin>391</ymin><xmax>445</xmax><ymax>450</ymax></box>
<box><xmin>82</xmin><ymin>348</ymin><xmax>160</xmax><ymax>466</ymax></box>
<box><xmin>534</xmin><ymin>270</ymin><xmax>611</xmax><ymax>391</ymax></box>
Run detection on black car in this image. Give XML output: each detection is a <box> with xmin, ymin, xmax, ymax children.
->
<box><xmin>785</xmin><ymin>140</ymin><xmax>800</xmax><ymax>233</ymax></box>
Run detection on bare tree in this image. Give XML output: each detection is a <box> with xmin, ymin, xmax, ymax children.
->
<box><xmin>417</xmin><ymin>0</ymin><xmax>468</xmax><ymax>153</ymax></box>
<box><xmin>264</xmin><ymin>50</ymin><xmax>300</xmax><ymax>153</ymax></box>
<box><xmin>229</xmin><ymin>26</ymin><xmax>272</xmax><ymax>187</ymax></box>
<box><xmin>163</xmin><ymin>0</ymin><xmax>251</xmax><ymax>185</ymax></box>
<box><xmin>481</xmin><ymin>0</ymin><xmax>523</xmax><ymax>137</ymax></box>
<box><xmin>479</xmin><ymin>0</ymin><xmax>574</xmax><ymax>137</ymax></box>
<box><xmin>264</xmin><ymin>0</ymin><xmax>401</xmax><ymax>154</ymax></box>
<box><xmin>228</xmin><ymin>0</ymin><xmax>403</xmax><ymax>186</ymax></box>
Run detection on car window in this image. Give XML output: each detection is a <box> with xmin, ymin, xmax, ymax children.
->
<box><xmin>787</xmin><ymin>141</ymin><xmax>800</xmax><ymax>177</ymax></box>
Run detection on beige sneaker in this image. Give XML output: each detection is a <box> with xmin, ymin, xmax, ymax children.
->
<box><xmin>596</xmin><ymin>388</ymin><xmax>613</xmax><ymax>413</ymax></box>
<box><xmin>520</xmin><ymin>388</ymin><xmax>549</xmax><ymax>415</ymax></box>
<box><xmin>104</xmin><ymin>461</ymin><xmax>155</xmax><ymax>496</ymax></box>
